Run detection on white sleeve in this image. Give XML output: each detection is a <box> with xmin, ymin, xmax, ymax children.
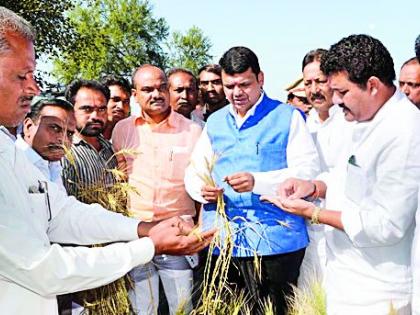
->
<box><xmin>0</xmin><ymin>191</ymin><xmax>154</xmax><ymax>297</ymax></box>
<box><xmin>252</xmin><ymin>110</ymin><xmax>320</xmax><ymax>195</ymax></box>
<box><xmin>0</xmin><ymin>233</ymin><xmax>154</xmax><ymax>296</ymax></box>
<box><xmin>46</xmin><ymin>182</ymin><xmax>140</xmax><ymax>245</ymax></box>
<box><xmin>184</xmin><ymin>126</ymin><xmax>213</xmax><ymax>204</ymax></box>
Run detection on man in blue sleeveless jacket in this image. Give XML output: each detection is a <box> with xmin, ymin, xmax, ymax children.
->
<box><xmin>185</xmin><ymin>46</ymin><xmax>320</xmax><ymax>314</ymax></box>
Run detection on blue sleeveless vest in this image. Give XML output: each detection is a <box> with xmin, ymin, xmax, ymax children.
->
<box><xmin>203</xmin><ymin>94</ymin><xmax>308</xmax><ymax>257</ymax></box>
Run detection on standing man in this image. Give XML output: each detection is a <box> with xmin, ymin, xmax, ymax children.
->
<box><xmin>101</xmin><ymin>75</ymin><xmax>131</xmax><ymax>140</ymax></box>
<box><xmin>264</xmin><ymin>34</ymin><xmax>420</xmax><ymax>314</ymax></box>
<box><xmin>167</xmin><ymin>68</ymin><xmax>199</xmax><ymax>120</ymax></box>
<box><xmin>399</xmin><ymin>57</ymin><xmax>420</xmax><ymax>108</ymax></box>
<box><xmin>197</xmin><ymin>64</ymin><xmax>228</xmax><ymax>121</ymax></box>
<box><xmin>62</xmin><ymin>79</ymin><xmax>118</xmax><ymax>201</ymax></box>
<box><xmin>112</xmin><ymin>65</ymin><xmax>202</xmax><ymax>315</ymax></box>
<box><xmin>16</xmin><ymin>97</ymin><xmax>76</xmax><ymax>191</ymax></box>
<box><xmin>0</xmin><ymin>7</ymin><xmax>214</xmax><ymax>315</ymax></box>
<box><xmin>298</xmin><ymin>48</ymin><xmax>354</xmax><ymax>285</ymax></box>
<box><xmin>185</xmin><ymin>46</ymin><xmax>319</xmax><ymax>315</ymax></box>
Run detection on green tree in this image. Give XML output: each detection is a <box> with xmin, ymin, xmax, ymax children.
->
<box><xmin>166</xmin><ymin>26</ymin><xmax>212</xmax><ymax>75</ymax></box>
<box><xmin>53</xmin><ymin>0</ymin><xmax>169</xmax><ymax>83</ymax></box>
<box><xmin>1</xmin><ymin>0</ymin><xmax>75</xmax><ymax>57</ymax></box>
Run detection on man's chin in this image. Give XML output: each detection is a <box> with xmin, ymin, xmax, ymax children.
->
<box><xmin>79</xmin><ymin>128</ymin><xmax>103</xmax><ymax>137</ymax></box>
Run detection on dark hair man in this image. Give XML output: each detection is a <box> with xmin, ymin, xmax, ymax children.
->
<box><xmin>0</xmin><ymin>7</ymin><xmax>214</xmax><ymax>314</ymax></box>
<box><xmin>62</xmin><ymin>79</ymin><xmax>118</xmax><ymax>200</ymax></box>
<box><xmin>399</xmin><ymin>57</ymin><xmax>420</xmax><ymax>108</ymax></box>
<box><xmin>167</xmin><ymin>68</ymin><xmax>199</xmax><ymax>120</ymax></box>
<box><xmin>101</xmin><ymin>75</ymin><xmax>131</xmax><ymax>140</ymax></box>
<box><xmin>264</xmin><ymin>34</ymin><xmax>420</xmax><ymax>314</ymax></box>
<box><xmin>16</xmin><ymin>97</ymin><xmax>75</xmax><ymax>191</ymax></box>
<box><xmin>185</xmin><ymin>46</ymin><xmax>319</xmax><ymax>315</ymax></box>
<box><xmin>197</xmin><ymin>64</ymin><xmax>228</xmax><ymax>120</ymax></box>
<box><xmin>113</xmin><ymin>64</ymin><xmax>202</xmax><ymax>315</ymax></box>
<box><xmin>297</xmin><ymin>48</ymin><xmax>354</xmax><ymax>287</ymax></box>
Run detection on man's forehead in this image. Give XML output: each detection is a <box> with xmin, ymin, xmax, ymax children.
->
<box><xmin>169</xmin><ymin>73</ymin><xmax>195</xmax><ymax>87</ymax></box>
<box><xmin>221</xmin><ymin>69</ymin><xmax>256</xmax><ymax>83</ymax></box>
<box><xmin>75</xmin><ymin>88</ymin><xmax>107</xmax><ymax>104</ymax></box>
<box><xmin>400</xmin><ymin>63</ymin><xmax>420</xmax><ymax>78</ymax></box>
<box><xmin>0</xmin><ymin>33</ymin><xmax>36</xmax><ymax>70</ymax></box>
<box><xmin>199</xmin><ymin>71</ymin><xmax>221</xmax><ymax>80</ymax></box>
<box><xmin>136</xmin><ymin>66</ymin><xmax>165</xmax><ymax>82</ymax></box>
<box><xmin>38</xmin><ymin>114</ymin><xmax>75</xmax><ymax>126</ymax></box>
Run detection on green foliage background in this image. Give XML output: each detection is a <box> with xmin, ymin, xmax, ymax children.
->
<box><xmin>1</xmin><ymin>0</ymin><xmax>212</xmax><ymax>86</ymax></box>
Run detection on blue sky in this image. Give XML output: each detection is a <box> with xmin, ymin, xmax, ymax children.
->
<box><xmin>153</xmin><ymin>0</ymin><xmax>419</xmax><ymax>100</ymax></box>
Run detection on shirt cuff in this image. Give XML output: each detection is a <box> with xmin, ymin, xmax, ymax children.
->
<box><xmin>111</xmin><ymin>216</ymin><xmax>142</xmax><ymax>241</ymax></box>
<box><xmin>341</xmin><ymin>205</ymin><xmax>363</xmax><ymax>245</ymax></box>
<box><xmin>251</xmin><ymin>171</ymin><xmax>276</xmax><ymax>195</ymax></box>
<box><xmin>127</xmin><ymin>237</ymin><xmax>155</xmax><ymax>267</ymax></box>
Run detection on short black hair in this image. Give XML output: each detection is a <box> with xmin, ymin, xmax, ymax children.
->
<box><xmin>27</xmin><ymin>97</ymin><xmax>74</xmax><ymax>122</ymax></box>
<box><xmin>415</xmin><ymin>34</ymin><xmax>420</xmax><ymax>60</ymax></box>
<box><xmin>321</xmin><ymin>34</ymin><xmax>395</xmax><ymax>88</ymax></box>
<box><xmin>198</xmin><ymin>64</ymin><xmax>222</xmax><ymax>77</ymax></box>
<box><xmin>219</xmin><ymin>46</ymin><xmax>260</xmax><ymax>77</ymax></box>
<box><xmin>302</xmin><ymin>48</ymin><xmax>328</xmax><ymax>72</ymax></box>
<box><xmin>167</xmin><ymin>68</ymin><xmax>197</xmax><ymax>88</ymax></box>
<box><xmin>65</xmin><ymin>79</ymin><xmax>110</xmax><ymax>105</ymax></box>
<box><xmin>101</xmin><ymin>75</ymin><xmax>131</xmax><ymax>96</ymax></box>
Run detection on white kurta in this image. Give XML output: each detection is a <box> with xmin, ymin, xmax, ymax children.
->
<box><xmin>0</xmin><ymin>128</ymin><xmax>155</xmax><ymax>315</ymax></box>
<box><xmin>412</xmin><ymin>192</ymin><xmax>420</xmax><ymax>314</ymax></box>
<box><xmin>299</xmin><ymin>105</ymin><xmax>354</xmax><ymax>286</ymax></box>
<box><xmin>322</xmin><ymin>91</ymin><xmax>419</xmax><ymax>314</ymax></box>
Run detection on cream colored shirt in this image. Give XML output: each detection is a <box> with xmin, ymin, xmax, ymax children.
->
<box><xmin>112</xmin><ymin>109</ymin><xmax>201</xmax><ymax>221</ymax></box>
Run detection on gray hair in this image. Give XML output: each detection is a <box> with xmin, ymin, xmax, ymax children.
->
<box><xmin>0</xmin><ymin>6</ymin><xmax>35</xmax><ymax>55</ymax></box>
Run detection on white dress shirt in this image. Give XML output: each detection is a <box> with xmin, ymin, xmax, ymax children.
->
<box><xmin>185</xmin><ymin>92</ymin><xmax>320</xmax><ymax>202</ymax></box>
<box><xmin>306</xmin><ymin>104</ymin><xmax>354</xmax><ymax>171</ymax></box>
<box><xmin>15</xmin><ymin>135</ymin><xmax>66</xmax><ymax>192</ymax></box>
<box><xmin>321</xmin><ymin>91</ymin><xmax>419</xmax><ymax>314</ymax></box>
<box><xmin>0</xmin><ymin>128</ymin><xmax>155</xmax><ymax>315</ymax></box>
<box><xmin>299</xmin><ymin>105</ymin><xmax>355</xmax><ymax>287</ymax></box>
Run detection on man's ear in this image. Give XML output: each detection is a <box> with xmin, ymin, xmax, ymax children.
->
<box><xmin>23</xmin><ymin>117</ymin><xmax>35</xmax><ymax>139</ymax></box>
<box><xmin>367</xmin><ymin>76</ymin><xmax>380</xmax><ymax>96</ymax></box>
<box><xmin>258</xmin><ymin>71</ymin><xmax>264</xmax><ymax>87</ymax></box>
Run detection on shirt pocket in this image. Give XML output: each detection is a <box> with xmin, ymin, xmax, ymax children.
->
<box><xmin>28</xmin><ymin>193</ymin><xmax>50</xmax><ymax>230</ymax></box>
<box><xmin>167</xmin><ymin>146</ymin><xmax>191</xmax><ymax>181</ymax></box>
<box><xmin>345</xmin><ymin>163</ymin><xmax>368</xmax><ymax>204</ymax></box>
<box><xmin>257</xmin><ymin>143</ymin><xmax>287</xmax><ymax>171</ymax></box>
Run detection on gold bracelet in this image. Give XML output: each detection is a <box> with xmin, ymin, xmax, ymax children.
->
<box><xmin>310</xmin><ymin>206</ymin><xmax>322</xmax><ymax>225</ymax></box>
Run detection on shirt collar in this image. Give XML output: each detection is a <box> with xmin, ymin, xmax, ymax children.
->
<box><xmin>73</xmin><ymin>133</ymin><xmax>107</xmax><ymax>147</ymax></box>
<box><xmin>307</xmin><ymin>104</ymin><xmax>342</xmax><ymax>125</ymax></box>
<box><xmin>134</xmin><ymin>107</ymin><xmax>177</xmax><ymax>128</ymax></box>
<box><xmin>228</xmin><ymin>91</ymin><xmax>265</xmax><ymax>128</ymax></box>
<box><xmin>15</xmin><ymin>135</ymin><xmax>45</xmax><ymax>166</ymax></box>
<box><xmin>0</xmin><ymin>125</ymin><xmax>17</xmax><ymax>142</ymax></box>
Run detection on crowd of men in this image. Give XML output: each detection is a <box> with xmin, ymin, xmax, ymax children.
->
<box><xmin>1</xmin><ymin>6</ymin><xmax>420</xmax><ymax>315</ymax></box>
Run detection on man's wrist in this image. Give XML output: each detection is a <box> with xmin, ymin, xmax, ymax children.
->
<box><xmin>310</xmin><ymin>206</ymin><xmax>322</xmax><ymax>224</ymax></box>
<box><xmin>305</xmin><ymin>180</ymin><xmax>319</xmax><ymax>201</ymax></box>
<box><xmin>137</xmin><ymin>221</ymin><xmax>155</xmax><ymax>238</ymax></box>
